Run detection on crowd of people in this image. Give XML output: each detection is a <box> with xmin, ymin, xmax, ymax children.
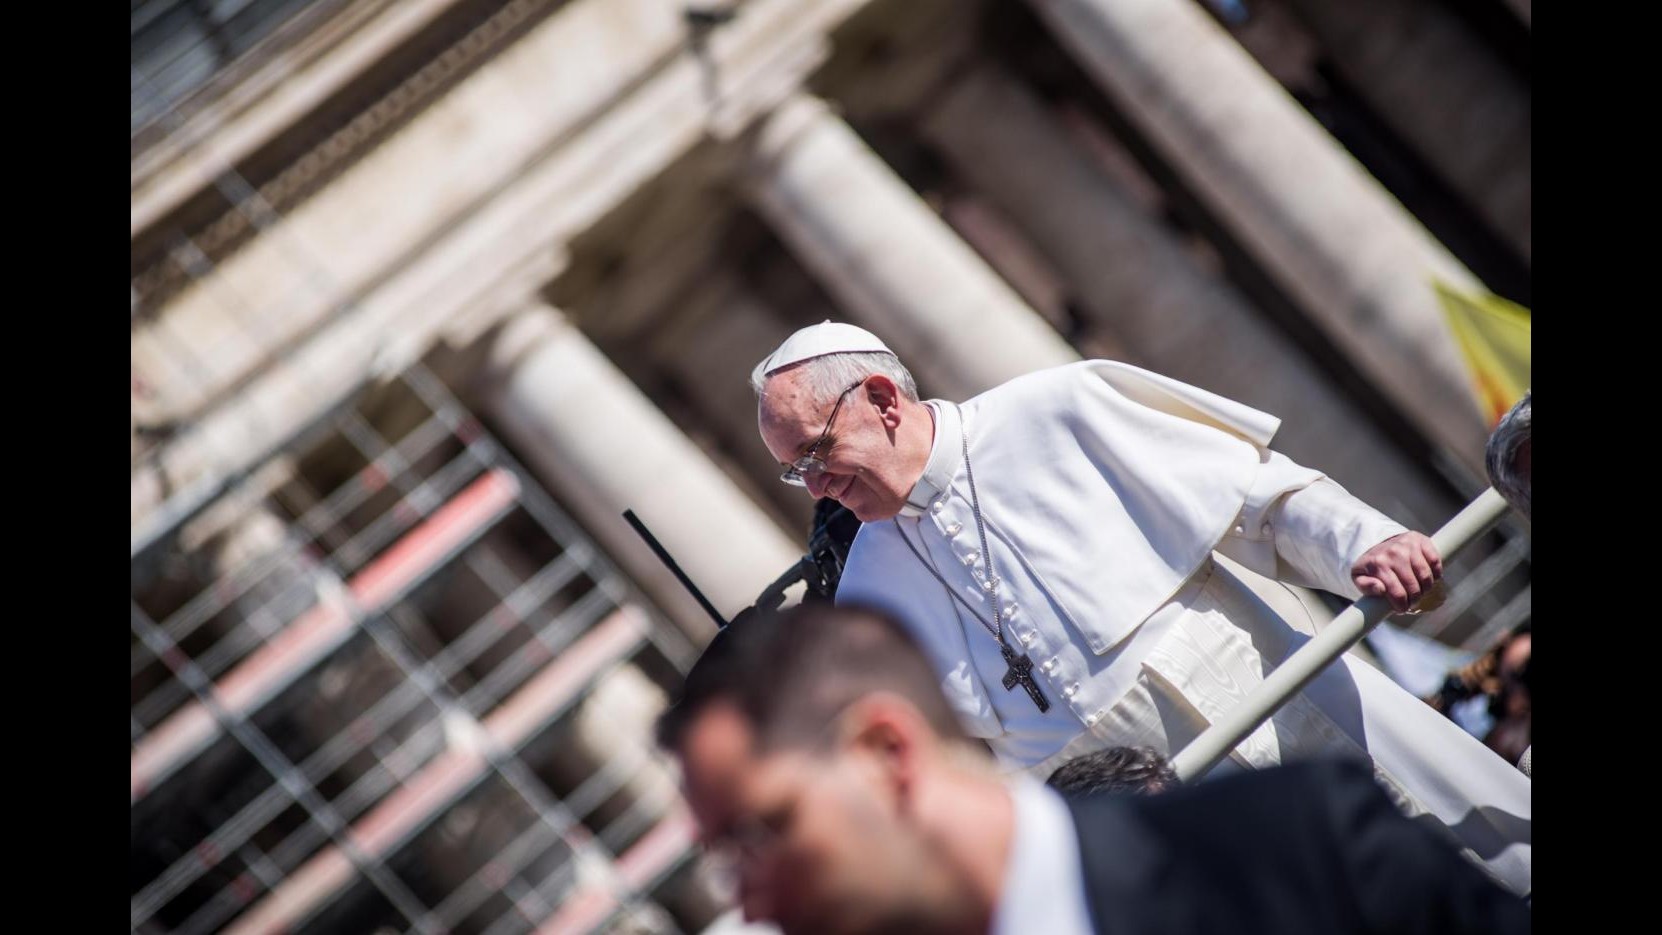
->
<box><xmin>661</xmin><ymin>324</ymin><xmax>1532</xmax><ymax>934</ymax></box>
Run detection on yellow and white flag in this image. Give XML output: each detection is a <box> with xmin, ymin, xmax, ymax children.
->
<box><xmin>1433</xmin><ymin>280</ymin><xmax>1531</xmax><ymax>427</ymax></box>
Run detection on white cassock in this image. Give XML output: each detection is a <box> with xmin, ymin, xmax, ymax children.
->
<box><xmin>835</xmin><ymin>360</ymin><xmax>1531</xmax><ymax>896</ymax></box>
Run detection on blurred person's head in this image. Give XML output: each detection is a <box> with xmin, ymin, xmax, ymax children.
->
<box><xmin>1485</xmin><ymin>391</ymin><xmax>1531</xmax><ymax>520</ymax></box>
<box><xmin>1046</xmin><ymin>746</ymin><xmax>1181</xmax><ymax>798</ymax></box>
<box><xmin>1425</xmin><ymin>621</ymin><xmax>1532</xmax><ymax>717</ymax></box>
<box><xmin>657</xmin><ymin>603</ymin><xmax>1014</xmax><ymax>935</ymax></box>
<box><xmin>752</xmin><ymin>323</ymin><xmax>931</xmax><ymax>522</ymax></box>
<box><xmin>1482</xmin><ymin>623</ymin><xmax>1532</xmax><ymax>764</ymax></box>
<box><xmin>1492</xmin><ymin>624</ymin><xmax>1531</xmax><ymax>718</ymax></box>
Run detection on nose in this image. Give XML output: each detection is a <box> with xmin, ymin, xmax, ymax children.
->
<box><xmin>739</xmin><ymin>873</ymin><xmax>776</xmax><ymax>926</ymax></box>
<box><xmin>803</xmin><ymin>470</ymin><xmax>835</xmax><ymax>498</ymax></box>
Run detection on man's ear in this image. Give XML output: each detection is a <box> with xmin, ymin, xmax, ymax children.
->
<box><xmin>863</xmin><ymin>375</ymin><xmax>904</xmax><ymax>429</ymax></box>
<box><xmin>836</xmin><ymin>692</ymin><xmax>931</xmax><ymax>814</ymax></box>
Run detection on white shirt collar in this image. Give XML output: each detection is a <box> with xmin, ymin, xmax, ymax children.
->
<box><xmin>992</xmin><ymin>777</ymin><xmax>1095</xmax><ymax>935</ymax></box>
<box><xmin>898</xmin><ymin>400</ymin><xmax>964</xmax><ymax>518</ymax></box>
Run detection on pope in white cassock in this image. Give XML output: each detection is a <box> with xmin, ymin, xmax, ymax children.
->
<box><xmin>751</xmin><ymin>321</ymin><xmax>1530</xmax><ymax>897</ymax></box>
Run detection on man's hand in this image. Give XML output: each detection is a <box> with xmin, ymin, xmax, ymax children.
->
<box><xmin>1351</xmin><ymin>532</ymin><xmax>1443</xmax><ymax>613</ymax></box>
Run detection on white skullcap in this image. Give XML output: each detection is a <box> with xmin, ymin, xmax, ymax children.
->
<box><xmin>750</xmin><ymin>320</ymin><xmax>896</xmax><ymax>388</ymax></box>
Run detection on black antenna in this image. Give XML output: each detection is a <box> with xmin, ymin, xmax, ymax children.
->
<box><xmin>622</xmin><ymin>509</ymin><xmax>729</xmax><ymax>628</ymax></box>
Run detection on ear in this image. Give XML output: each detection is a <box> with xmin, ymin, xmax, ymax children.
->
<box><xmin>862</xmin><ymin>375</ymin><xmax>904</xmax><ymax>430</ymax></box>
<box><xmin>836</xmin><ymin>692</ymin><xmax>931</xmax><ymax>815</ymax></box>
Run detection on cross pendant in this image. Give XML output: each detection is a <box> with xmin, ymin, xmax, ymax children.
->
<box><xmin>1000</xmin><ymin>644</ymin><xmax>1051</xmax><ymax>713</ymax></box>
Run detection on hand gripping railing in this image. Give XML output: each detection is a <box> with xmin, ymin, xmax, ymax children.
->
<box><xmin>1171</xmin><ymin>488</ymin><xmax>1513</xmax><ymax>781</ymax></box>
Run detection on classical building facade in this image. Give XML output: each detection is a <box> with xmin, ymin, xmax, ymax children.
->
<box><xmin>131</xmin><ymin>1</ymin><xmax>1531</xmax><ymax>931</ymax></box>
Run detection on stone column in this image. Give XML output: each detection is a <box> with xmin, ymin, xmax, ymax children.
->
<box><xmin>650</xmin><ymin>277</ymin><xmax>795</xmax><ymax>447</ymax></box>
<box><xmin>1027</xmin><ymin>0</ymin><xmax>1492</xmax><ymax>477</ymax></box>
<box><xmin>535</xmin><ymin>664</ymin><xmax>681</xmax><ymax>851</ymax></box>
<box><xmin>1283</xmin><ymin>0</ymin><xmax>1530</xmax><ymax>262</ymax></box>
<box><xmin>740</xmin><ymin>92</ymin><xmax>1080</xmax><ymax>400</ymax></box>
<box><xmin>473</xmin><ymin>303</ymin><xmax>801</xmax><ymax>645</ymax></box>
<box><xmin>646</xmin><ymin>277</ymin><xmax>814</xmax><ymax>528</ymax></box>
<box><xmin>921</xmin><ymin>63</ymin><xmax>1454</xmax><ymax>528</ymax></box>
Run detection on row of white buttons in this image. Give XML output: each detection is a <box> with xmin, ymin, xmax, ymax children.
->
<box><xmin>935</xmin><ymin>501</ymin><xmax>984</xmax><ymax>573</ymax></box>
<box><xmin>935</xmin><ymin>493</ymin><xmax>1094</xmax><ymax>720</ymax></box>
<box><xmin>1035</xmin><ymin>656</ymin><xmax>1096</xmax><ymax>722</ymax></box>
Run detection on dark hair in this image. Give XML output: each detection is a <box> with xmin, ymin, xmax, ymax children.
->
<box><xmin>655</xmin><ymin>602</ymin><xmax>967</xmax><ymax>753</ymax></box>
<box><xmin>1484</xmin><ymin>391</ymin><xmax>1531</xmax><ymax>519</ymax></box>
<box><xmin>1046</xmin><ymin>746</ymin><xmax>1181</xmax><ymax>797</ymax></box>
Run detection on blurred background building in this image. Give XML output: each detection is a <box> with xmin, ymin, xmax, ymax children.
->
<box><xmin>130</xmin><ymin>1</ymin><xmax>1531</xmax><ymax>932</ymax></box>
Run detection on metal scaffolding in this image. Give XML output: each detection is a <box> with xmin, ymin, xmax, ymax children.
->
<box><xmin>133</xmin><ymin>9</ymin><xmax>732</xmax><ymax>927</ymax></box>
<box><xmin>131</xmin><ymin>363</ymin><xmax>717</xmax><ymax>934</ymax></box>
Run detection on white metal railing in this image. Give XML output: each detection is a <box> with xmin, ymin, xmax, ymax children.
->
<box><xmin>1172</xmin><ymin>487</ymin><xmax>1514</xmax><ymax>781</ymax></box>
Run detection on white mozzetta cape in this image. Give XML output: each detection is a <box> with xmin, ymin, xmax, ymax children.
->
<box><xmin>839</xmin><ymin>360</ymin><xmax>1311</xmax><ymax>738</ymax></box>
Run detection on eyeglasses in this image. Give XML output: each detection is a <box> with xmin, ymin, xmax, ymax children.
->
<box><xmin>695</xmin><ymin>708</ymin><xmax>855</xmax><ymax>892</ymax></box>
<box><xmin>700</xmin><ymin>793</ymin><xmax>804</xmax><ymax>897</ymax></box>
<box><xmin>706</xmin><ymin>809</ymin><xmax>789</xmax><ymax>865</ymax></box>
<box><xmin>780</xmin><ymin>380</ymin><xmax>865</xmax><ymax>487</ymax></box>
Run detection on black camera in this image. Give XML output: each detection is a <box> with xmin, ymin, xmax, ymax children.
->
<box><xmin>740</xmin><ymin>498</ymin><xmax>861</xmax><ymax>623</ymax></box>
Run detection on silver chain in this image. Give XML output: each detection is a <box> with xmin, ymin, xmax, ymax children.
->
<box><xmin>960</xmin><ymin>418</ymin><xmax>1004</xmax><ymax>637</ymax></box>
<box><xmin>893</xmin><ymin>522</ymin><xmax>1005</xmax><ymax>645</ymax></box>
<box><xmin>891</xmin><ymin>406</ymin><xmax>1008</xmax><ymax>648</ymax></box>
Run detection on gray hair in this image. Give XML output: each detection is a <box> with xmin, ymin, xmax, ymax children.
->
<box><xmin>1485</xmin><ymin>391</ymin><xmax>1531</xmax><ymax>520</ymax></box>
<box><xmin>751</xmin><ymin>350</ymin><xmax>919</xmax><ymax>405</ymax></box>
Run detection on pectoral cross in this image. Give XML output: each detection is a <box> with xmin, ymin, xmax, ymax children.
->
<box><xmin>1000</xmin><ymin>643</ymin><xmax>1050</xmax><ymax>713</ymax></box>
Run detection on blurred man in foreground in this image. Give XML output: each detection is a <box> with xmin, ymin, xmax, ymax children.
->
<box><xmin>657</xmin><ymin>604</ymin><xmax>1531</xmax><ymax>935</ymax></box>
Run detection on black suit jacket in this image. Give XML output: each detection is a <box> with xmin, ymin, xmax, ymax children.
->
<box><xmin>1063</xmin><ymin>759</ymin><xmax>1529</xmax><ymax>935</ymax></box>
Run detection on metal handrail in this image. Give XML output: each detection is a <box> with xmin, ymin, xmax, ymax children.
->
<box><xmin>1172</xmin><ymin>487</ymin><xmax>1513</xmax><ymax>781</ymax></box>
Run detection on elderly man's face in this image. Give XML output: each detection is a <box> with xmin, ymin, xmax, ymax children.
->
<box><xmin>675</xmin><ymin>702</ymin><xmax>929</xmax><ymax>935</ymax></box>
<box><xmin>757</xmin><ymin>370</ymin><xmax>919</xmax><ymax>522</ymax></box>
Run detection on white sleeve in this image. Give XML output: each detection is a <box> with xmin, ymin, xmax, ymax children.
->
<box><xmin>1215</xmin><ymin>451</ymin><xmax>1409</xmax><ymax>599</ymax></box>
